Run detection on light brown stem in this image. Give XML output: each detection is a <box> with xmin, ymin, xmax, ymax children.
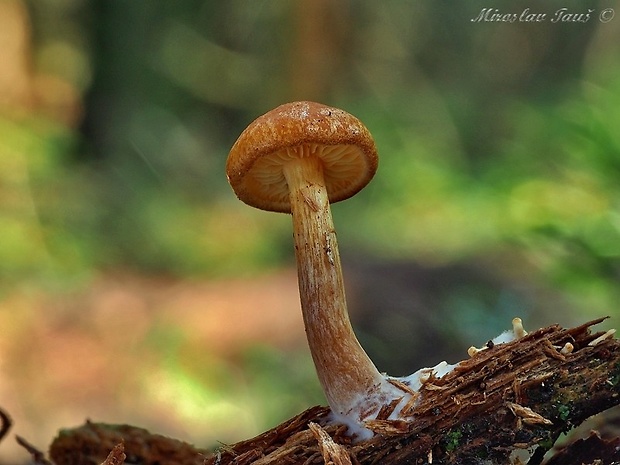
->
<box><xmin>282</xmin><ymin>156</ymin><xmax>384</xmax><ymax>415</ymax></box>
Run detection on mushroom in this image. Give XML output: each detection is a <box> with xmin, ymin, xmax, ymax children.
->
<box><xmin>226</xmin><ymin>101</ymin><xmax>539</xmax><ymax>439</ymax></box>
<box><xmin>226</xmin><ymin>101</ymin><xmax>405</xmax><ymax>438</ymax></box>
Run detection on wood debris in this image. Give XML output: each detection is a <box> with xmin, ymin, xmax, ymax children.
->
<box><xmin>309</xmin><ymin>422</ymin><xmax>352</xmax><ymax>465</ymax></box>
<box><xmin>40</xmin><ymin>318</ymin><xmax>620</xmax><ymax>465</ymax></box>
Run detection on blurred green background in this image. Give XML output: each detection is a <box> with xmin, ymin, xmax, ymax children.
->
<box><xmin>1</xmin><ymin>0</ymin><xmax>619</xmax><ymax>462</ymax></box>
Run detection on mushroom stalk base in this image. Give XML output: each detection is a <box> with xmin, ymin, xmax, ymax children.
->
<box><xmin>282</xmin><ymin>157</ymin><xmax>393</xmax><ymax>431</ymax></box>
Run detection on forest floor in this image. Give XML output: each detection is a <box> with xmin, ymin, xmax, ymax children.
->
<box><xmin>0</xmin><ymin>269</ymin><xmax>310</xmax><ymax>465</ymax></box>
<box><xmin>1</xmin><ymin>266</ymin><xmax>618</xmax><ymax>464</ymax></box>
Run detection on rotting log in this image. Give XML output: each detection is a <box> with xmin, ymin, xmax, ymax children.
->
<box><xmin>46</xmin><ymin>318</ymin><xmax>620</xmax><ymax>465</ymax></box>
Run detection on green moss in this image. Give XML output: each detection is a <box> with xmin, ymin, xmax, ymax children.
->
<box><xmin>444</xmin><ymin>429</ymin><xmax>463</xmax><ymax>452</ymax></box>
<box><xmin>608</xmin><ymin>362</ymin><xmax>620</xmax><ymax>386</ymax></box>
<box><xmin>537</xmin><ymin>436</ymin><xmax>555</xmax><ymax>451</ymax></box>
<box><xmin>557</xmin><ymin>404</ymin><xmax>571</xmax><ymax>421</ymax></box>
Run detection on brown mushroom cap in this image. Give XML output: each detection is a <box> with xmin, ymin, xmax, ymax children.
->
<box><xmin>226</xmin><ymin>101</ymin><xmax>379</xmax><ymax>213</ymax></box>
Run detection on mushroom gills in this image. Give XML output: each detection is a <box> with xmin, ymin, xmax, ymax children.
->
<box><xmin>248</xmin><ymin>144</ymin><xmax>371</xmax><ymax>206</ymax></box>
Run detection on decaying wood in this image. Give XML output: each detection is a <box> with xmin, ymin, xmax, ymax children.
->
<box><xmin>100</xmin><ymin>443</ymin><xmax>126</xmax><ymax>465</ymax></box>
<box><xmin>49</xmin><ymin>421</ymin><xmax>209</xmax><ymax>465</ymax></box>
<box><xmin>309</xmin><ymin>422</ymin><xmax>352</xmax><ymax>465</ymax></box>
<box><xmin>545</xmin><ymin>431</ymin><xmax>620</xmax><ymax>464</ymax></box>
<box><xmin>47</xmin><ymin>318</ymin><xmax>620</xmax><ymax>465</ymax></box>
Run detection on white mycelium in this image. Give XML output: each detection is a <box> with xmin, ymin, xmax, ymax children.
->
<box><xmin>328</xmin><ymin>318</ymin><xmax>530</xmax><ymax>441</ymax></box>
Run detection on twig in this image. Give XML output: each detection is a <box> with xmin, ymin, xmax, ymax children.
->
<box><xmin>16</xmin><ymin>435</ymin><xmax>55</xmax><ymax>465</ymax></box>
<box><xmin>0</xmin><ymin>408</ymin><xmax>12</xmax><ymax>444</ymax></box>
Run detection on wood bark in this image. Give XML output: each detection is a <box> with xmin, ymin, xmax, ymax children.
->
<box><xmin>46</xmin><ymin>318</ymin><xmax>620</xmax><ymax>465</ymax></box>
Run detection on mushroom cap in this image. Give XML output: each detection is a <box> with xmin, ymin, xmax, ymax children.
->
<box><xmin>226</xmin><ymin>101</ymin><xmax>378</xmax><ymax>213</ymax></box>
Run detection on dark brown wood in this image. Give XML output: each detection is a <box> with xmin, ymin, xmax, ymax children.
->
<box><xmin>100</xmin><ymin>443</ymin><xmax>125</xmax><ymax>465</ymax></box>
<box><xmin>47</xmin><ymin>318</ymin><xmax>620</xmax><ymax>465</ymax></box>
<box><xmin>545</xmin><ymin>431</ymin><xmax>620</xmax><ymax>465</ymax></box>
<box><xmin>49</xmin><ymin>421</ymin><xmax>209</xmax><ymax>465</ymax></box>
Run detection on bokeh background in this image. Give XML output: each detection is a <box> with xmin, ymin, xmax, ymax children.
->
<box><xmin>1</xmin><ymin>0</ymin><xmax>619</xmax><ymax>463</ymax></box>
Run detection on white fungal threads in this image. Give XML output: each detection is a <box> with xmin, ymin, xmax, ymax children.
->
<box><xmin>588</xmin><ymin>329</ymin><xmax>616</xmax><ymax>347</ymax></box>
<box><xmin>327</xmin><ymin>361</ymin><xmax>458</xmax><ymax>440</ymax></box>
<box><xmin>340</xmin><ymin>317</ymin><xmax>617</xmax><ymax>440</ymax></box>
<box><xmin>560</xmin><ymin>342</ymin><xmax>574</xmax><ymax>355</ymax></box>
<box><xmin>331</xmin><ymin>319</ymin><xmax>536</xmax><ymax>440</ymax></box>
<box><xmin>512</xmin><ymin>317</ymin><xmax>528</xmax><ymax>338</ymax></box>
<box><xmin>468</xmin><ymin>317</ymin><xmax>529</xmax><ymax>358</ymax></box>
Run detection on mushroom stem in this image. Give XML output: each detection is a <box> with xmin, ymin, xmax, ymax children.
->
<box><xmin>282</xmin><ymin>156</ymin><xmax>384</xmax><ymax>417</ymax></box>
